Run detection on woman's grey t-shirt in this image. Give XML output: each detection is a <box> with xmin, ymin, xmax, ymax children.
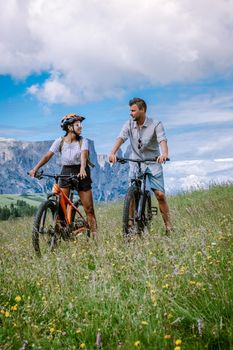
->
<box><xmin>49</xmin><ymin>137</ymin><xmax>89</xmax><ymax>166</ymax></box>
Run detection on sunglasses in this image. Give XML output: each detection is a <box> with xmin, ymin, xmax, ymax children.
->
<box><xmin>138</xmin><ymin>138</ymin><xmax>142</xmax><ymax>150</ymax></box>
<box><xmin>73</xmin><ymin>122</ymin><xmax>82</xmax><ymax>127</ymax></box>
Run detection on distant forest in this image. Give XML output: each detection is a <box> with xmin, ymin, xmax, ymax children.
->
<box><xmin>0</xmin><ymin>200</ymin><xmax>36</xmax><ymax>220</ymax></box>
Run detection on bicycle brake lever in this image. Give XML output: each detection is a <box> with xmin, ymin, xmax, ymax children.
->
<box><xmin>35</xmin><ymin>170</ymin><xmax>44</xmax><ymax>179</ymax></box>
<box><xmin>117</xmin><ymin>157</ymin><xmax>127</xmax><ymax>164</ymax></box>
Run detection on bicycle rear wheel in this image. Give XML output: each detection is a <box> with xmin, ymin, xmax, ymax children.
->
<box><xmin>122</xmin><ymin>186</ymin><xmax>140</xmax><ymax>237</ymax></box>
<box><xmin>32</xmin><ymin>200</ymin><xmax>59</xmax><ymax>256</ymax></box>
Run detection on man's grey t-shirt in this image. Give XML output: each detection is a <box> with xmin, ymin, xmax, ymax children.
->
<box><xmin>118</xmin><ymin>117</ymin><xmax>167</xmax><ymax>176</ymax></box>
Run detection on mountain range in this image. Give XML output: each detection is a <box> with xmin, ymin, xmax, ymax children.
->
<box><xmin>1</xmin><ymin>138</ymin><xmax>232</xmax><ymax>200</ymax></box>
<box><xmin>0</xmin><ymin>138</ymin><xmax>129</xmax><ymax>201</ymax></box>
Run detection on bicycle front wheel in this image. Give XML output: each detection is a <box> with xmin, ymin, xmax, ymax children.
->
<box><xmin>143</xmin><ymin>191</ymin><xmax>153</xmax><ymax>230</ymax></box>
<box><xmin>32</xmin><ymin>200</ymin><xmax>59</xmax><ymax>256</ymax></box>
<box><xmin>122</xmin><ymin>186</ymin><xmax>140</xmax><ymax>237</ymax></box>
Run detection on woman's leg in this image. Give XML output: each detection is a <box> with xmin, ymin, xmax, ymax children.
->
<box><xmin>61</xmin><ymin>187</ymin><xmax>70</xmax><ymax>197</ymax></box>
<box><xmin>78</xmin><ymin>190</ymin><xmax>97</xmax><ymax>237</ymax></box>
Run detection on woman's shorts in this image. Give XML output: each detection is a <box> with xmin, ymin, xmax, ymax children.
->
<box><xmin>59</xmin><ymin>165</ymin><xmax>92</xmax><ymax>192</ymax></box>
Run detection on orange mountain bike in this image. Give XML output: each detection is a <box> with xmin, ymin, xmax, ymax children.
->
<box><xmin>30</xmin><ymin>171</ymin><xmax>90</xmax><ymax>256</ymax></box>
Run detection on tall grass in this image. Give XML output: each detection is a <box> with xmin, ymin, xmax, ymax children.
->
<box><xmin>0</xmin><ymin>185</ymin><xmax>232</xmax><ymax>350</ymax></box>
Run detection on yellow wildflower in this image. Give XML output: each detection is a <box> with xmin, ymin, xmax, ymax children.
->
<box><xmin>189</xmin><ymin>280</ymin><xmax>196</xmax><ymax>285</ymax></box>
<box><xmin>134</xmin><ymin>340</ymin><xmax>141</xmax><ymax>347</ymax></box>
<box><xmin>5</xmin><ymin>311</ymin><xmax>10</xmax><ymax>317</ymax></box>
<box><xmin>196</xmin><ymin>282</ymin><xmax>203</xmax><ymax>288</ymax></box>
<box><xmin>11</xmin><ymin>304</ymin><xmax>18</xmax><ymax>311</ymax></box>
<box><xmin>175</xmin><ymin>339</ymin><xmax>182</xmax><ymax>345</ymax></box>
<box><xmin>150</xmin><ymin>289</ymin><xmax>156</xmax><ymax>304</ymax></box>
<box><xmin>141</xmin><ymin>321</ymin><xmax>148</xmax><ymax>325</ymax></box>
<box><xmin>164</xmin><ymin>334</ymin><xmax>171</xmax><ymax>339</ymax></box>
<box><xmin>15</xmin><ymin>296</ymin><xmax>22</xmax><ymax>302</ymax></box>
<box><xmin>49</xmin><ymin>327</ymin><xmax>56</xmax><ymax>333</ymax></box>
<box><xmin>174</xmin><ymin>347</ymin><xmax>181</xmax><ymax>350</ymax></box>
<box><xmin>79</xmin><ymin>343</ymin><xmax>86</xmax><ymax>349</ymax></box>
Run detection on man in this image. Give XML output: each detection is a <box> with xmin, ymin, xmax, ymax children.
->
<box><xmin>108</xmin><ymin>97</ymin><xmax>172</xmax><ymax>233</ymax></box>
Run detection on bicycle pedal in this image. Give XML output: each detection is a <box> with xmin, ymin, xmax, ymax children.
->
<box><xmin>72</xmin><ymin>227</ymin><xmax>87</xmax><ymax>236</ymax></box>
<box><xmin>151</xmin><ymin>206</ymin><xmax>158</xmax><ymax>215</ymax></box>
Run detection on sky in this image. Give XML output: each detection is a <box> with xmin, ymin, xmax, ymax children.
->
<box><xmin>0</xmin><ymin>0</ymin><xmax>233</xmax><ymax>190</ymax></box>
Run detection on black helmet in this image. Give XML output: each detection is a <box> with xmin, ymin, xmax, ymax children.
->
<box><xmin>60</xmin><ymin>113</ymin><xmax>85</xmax><ymax>130</ymax></box>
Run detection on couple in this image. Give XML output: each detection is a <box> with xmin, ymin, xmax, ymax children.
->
<box><xmin>29</xmin><ymin>98</ymin><xmax>172</xmax><ymax>238</ymax></box>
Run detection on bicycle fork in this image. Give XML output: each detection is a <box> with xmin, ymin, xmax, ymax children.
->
<box><xmin>136</xmin><ymin>174</ymin><xmax>158</xmax><ymax>221</ymax></box>
<box><xmin>136</xmin><ymin>174</ymin><xmax>146</xmax><ymax>222</ymax></box>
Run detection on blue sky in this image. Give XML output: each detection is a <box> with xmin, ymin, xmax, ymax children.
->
<box><xmin>0</xmin><ymin>0</ymin><xmax>233</xmax><ymax>189</ymax></box>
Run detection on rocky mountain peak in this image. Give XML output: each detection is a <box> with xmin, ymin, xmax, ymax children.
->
<box><xmin>0</xmin><ymin>138</ymin><xmax>128</xmax><ymax>201</ymax></box>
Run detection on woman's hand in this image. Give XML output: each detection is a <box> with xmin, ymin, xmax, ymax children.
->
<box><xmin>78</xmin><ymin>167</ymin><xmax>87</xmax><ymax>179</ymax></box>
<box><xmin>28</xmin><ymin>169</ymin><xmax>37</xmax><ymax>177</ymax></box>
<box><xmin>108</xmin><ymin>153</ymin><xmax>118</xmax><ymax>163</ymax></box>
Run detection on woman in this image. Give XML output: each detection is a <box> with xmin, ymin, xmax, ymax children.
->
<box><xmin>29</xmin><ymin>113</ymin><xmax>97</xmax><ymax>238</ymax></box>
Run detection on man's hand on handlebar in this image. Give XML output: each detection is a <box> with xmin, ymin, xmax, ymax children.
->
<box><xmin>157</xmin><ymin>154</ymin><xmax>169</xmax><ymax>163</ymax></box>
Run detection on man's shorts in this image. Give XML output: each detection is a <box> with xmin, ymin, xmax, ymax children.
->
<box><xmin>59</xmin><ymin>165</ymin><xmax>92</xmax><ymax>192</ymax></box>
<box><xmin>147</xmin><ymin>170</ymin><xmax>165</xmax><ymax>193</ymax></box>
<box><xmin>129</xmin><ymin>168</ymin><xmax>165</xmax><ymax>193</ymax></box>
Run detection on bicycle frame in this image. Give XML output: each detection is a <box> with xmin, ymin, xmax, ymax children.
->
<box><xmin>33</xmin><ymin>171</ymin><xmax>89</xmax><ymax>229</ymax></box>
<box><xmin>50</xmin><ymin>183</ymin><xmax>88</xmax><ymax>226</ymax></box>
<box><xmin>117</xmin><ymin>156</ymin><xmax>168</xmax><ymax>231</ymax></box>
<box><xmin>129</xmin><ymin>162</ymin><xmax>149</xmax><ymax>222</ymax></box>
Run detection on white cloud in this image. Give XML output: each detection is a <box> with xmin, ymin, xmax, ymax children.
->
<box><xmin>215</xmin><ymin>158</ymin><xmax>233</xmax><ymax>162</ymax></box>
<box><xmin>1</xmin><ymin>0</ymin><xmax>233</xmax><ymax>103</ymax></box>
<box><xmin>197</xmin><ymin>136</ymin><xmax>233</xmax><ymax>156</ymax></box>
<box><xmin>155</xmin><ymin>92</ymin><xmax>233</xmax><ymax>127</ymax></box>
<box><xmin>164</xmin><ymin>158</ymin><xmax>233</xmax><ymax>193</ymax></box>
<box><xmin>27</xmin><ymin>72</ymin><xmax>77</xmax><ymax>104</ymax></box>
<box><xmin>167</xmin><ymin>125</ymin><xmax>233</xmax><ymax>161</ymax></box>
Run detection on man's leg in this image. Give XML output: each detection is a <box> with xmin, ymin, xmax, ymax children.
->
<box><xmin>153</xmin><ymin>190</ymin><xmax>172</xmax><ymax>232</ymax></box>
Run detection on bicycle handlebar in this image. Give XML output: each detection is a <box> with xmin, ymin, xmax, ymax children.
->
<box><xmin>116</xmin><ymin>156</ymin><xmax>170</xmax><ymax>164</ymax></box>
<box><xmin>27</xmin><ymin>170</ymin><xmax>79</xmax><ymax>180</ymax></box>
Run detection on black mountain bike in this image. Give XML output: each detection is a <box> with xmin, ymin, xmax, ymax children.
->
<box><xmin>30</xmin><ymin>171</ymin><xmax>90</xmax><ymax>257</ymax></box>
<box><xmin>117</xmin><ymin>157</ymin><xmax>167</xmax><ymax>237</ymax></box>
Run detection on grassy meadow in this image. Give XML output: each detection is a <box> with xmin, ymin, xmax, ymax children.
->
<box><xmin>0</xmin><ymin>185</ymin><xmax>232</xmax><ymax>350</ymax></box>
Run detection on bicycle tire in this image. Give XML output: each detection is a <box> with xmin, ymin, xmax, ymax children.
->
<box><xmin>142</xmin><ymin>191</ymin><xmax>153</xmax><ymax>230</ymax></box>
<box><xmin>71</xmin><ymin>200</ymin><xmax>90</xmax><ymax>238</ymax></box>
<box><xmin>122</xmin><ymin>186</ymin><xmax>140</xmax><ymax>236</ymax></box>
<box><xmin>32</xmin><ymin>200</ymin><xmax>59</xmax><ymax>256</ymax></box>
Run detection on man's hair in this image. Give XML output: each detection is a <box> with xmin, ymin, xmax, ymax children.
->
<box><xmin>129</xmin><ymin>97</ymin><xmax>147</xmax><ymax>112</ymax></box>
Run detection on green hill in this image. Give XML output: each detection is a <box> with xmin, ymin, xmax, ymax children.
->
<box><xmin>0</xmin><ymin>185</ymin><xmax>232</xmax><ymax>349</ymax></box>
<box><xmin>0</xmin><ymin>193</ymin><xmax>45</xmax><ymax>207</ymax></box>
